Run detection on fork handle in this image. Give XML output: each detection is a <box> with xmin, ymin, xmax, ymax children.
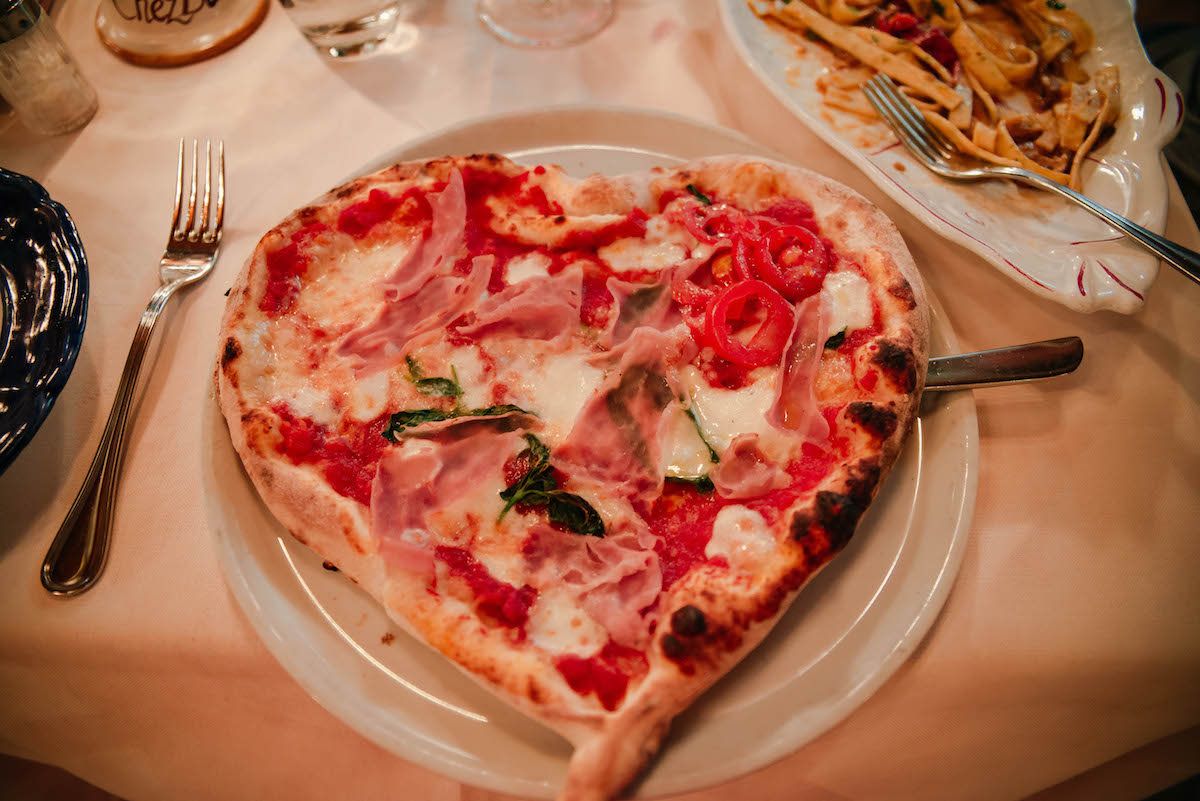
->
<box><xmin>1005</xmin><ymin>169</ymin><xmax>1200</xmax><ymax>287</ymax></box>
<box><xmin>41</xmin><ymin>283</ymin><xmax>177</xmax><ymax>596</ymax></box>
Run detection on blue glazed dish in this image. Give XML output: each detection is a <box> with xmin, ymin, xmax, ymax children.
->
<box><xmin>0</xmin><ymin>168</ymin><xmax>89</xmax><ymax>475</ymax></box>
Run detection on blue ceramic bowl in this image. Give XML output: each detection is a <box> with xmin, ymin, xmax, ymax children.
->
<box><xmin>0</xmin><ymin>168</ymin><xmax>89</xmax><ymax>475</ymax></box>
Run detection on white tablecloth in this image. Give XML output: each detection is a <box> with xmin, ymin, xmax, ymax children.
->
<box><xmin>1</xmin><ymin>2</ymin><xmax>1198</xmax><ymax>800</ymax></box>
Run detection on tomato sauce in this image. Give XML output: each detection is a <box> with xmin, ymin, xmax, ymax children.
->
<box><xmin>647</xmin><ymin>481</ymin><xmax>729</xmax><ymax>590</ymax></box>
<box><xmin>272</xmin><ymin>403</ymin><xmax>388</xmax><ymax>507</ymax></box>
<box><xmin>555</xmin><ymin>640</ymin><xmax>648</xmax><ymax>711</ymax></box>
<box><xmin>434</xmin><ymin>545</ymin><xmax>537</xmax><ymax>630</ymax></box>
<box><xmin>337</xmin><ymin>187</ymin><xmax>431</xmax><ymax>239</ymax></box>
<box><xmin>260</xmin><ymin>222</ymin><xmax>329</xmax><ymax>316</ymax></box>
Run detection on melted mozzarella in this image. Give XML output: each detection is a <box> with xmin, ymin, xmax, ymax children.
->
<box><xmin>660</xmin><ymin>403</ymin><xmax>715</xmax><ymax>479</ymax></box>
<box><xmin>598</xmin><ymin>237</ymin><xmax>688</xmax><ymax>273</ymax></box>
<box><xmin>301</xmin><ymin>237</ymin><xmax>415</xmax><ymax>320</ymax></box>
<box><xmin>275</xmin><ymin>384</ymin><xmax>337</xmax><ymax>425</ymax></box>
<box><xmin>505</xmin><ymin>251</ymin><xmax>551</xmax><ymax>284</ymax></box>
<box><xmin>448</xmin><ymin>347</ymin><xmax>491</xmax><ymax>410</ymax></box>
<box><xmin>508</xmin><ymin>350</ymin><xmax>606</xmax><ymax>444</ymax></box>
<box><xmin>705</xmin><ymin>505</ymin><xmax>775</xmax><ymax>573</ymax></box>
<box><xmin>346</xmin><ymin>370</ymin><xmax>390</xmax><ymax>421</ymax></box>
<box><xmin>680</xmin><ymin>366</ymin><xmax>783</xmax><ymax>458</ymax></box>
<box><xmin>527</xmin><ymin>588</ymin><xmax>607</xmax><ymax>655</ymax></box>
<box><xmin>820</xmin><ymin>270</ymin><xmax>873</xmax><ymax>335</ymax></box>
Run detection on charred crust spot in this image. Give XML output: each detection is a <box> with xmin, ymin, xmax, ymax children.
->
<box><xmin>554</xmin><ymin>215</ymin><xmax>567</xmax><ymax>224</ymax></box>
<box><xmin>790</xmin><ymin>510</ymin><xmax>814</xmax><ymax>542</ymax></box>
<box><xmin>661</xmin><ymin>633</ymin><xmax>686</xmax><ymax>660</ymax></box>
<box><xmin>322</xmin><ymin>561</ymin><xmax>338</xmax><ymax>571</ymax></box>
<box><xmin>814</xmin><ymin>491</ymin><xmax>865</xmax><ymax>553</ymax></box>
<box><xmin>380</xmin><ymin>632</ymin><xmax>394</xmax><ymax>645</ymax></box>
<box><xmin>528</xmin><ymin>682</ymin><xmax>544</xmax><ymax>704</ymax></box>
<box><xmin>671</xmin><ymin>605</ymin><xmax>707</xmax><ymax>637</ymax></box>
<box><xmin>846</xmin><ymin>401</ymin><xmax>898</xmax><ymax>440</ymax></box>
<box><xmin>221</xmin><ymin>337</ymin><xmax>241</xmax><ymax>368</ymax></box>
<box><xmin>334</xmin><ymin>183</ymin><xmax>361</xmax><ymax>200</ymax></box>
<box><xmin>792</xmin><ymin>459</ymin><xmax>881</xmax><ymax>556</ymax></box>
<box><xmin>296</xmin><ymin>205</ymin><xmax>323</xmax><ymax>224</ymax></box>
<box><xmin>888</xmin><ymin>279</ymin><xmax>917</xmax><ymax>310</ymax></box>
<box><xmin>872</xmin><ymin>340</ymin><xmax>917</xmax><ymax>393</ymax></box>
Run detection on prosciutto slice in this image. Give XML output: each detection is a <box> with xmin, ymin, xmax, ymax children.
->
<box><xmin>769</xmin><ymin>294</ymin><xmax>830</xmax><ymax>446</ymax></box>
<box><xmin>371</xmin><ymin>430</ymin><xmax>524</xmax><ymax>574</ymax></box>
<box><xmin>337</xmin><ymin>172</ymin><xmax>481</xmax><ymax>373</ymax></box>
<box><xmin>524</xmin><ymin>522</ymin><xmax>662</xmax><ymax>649</ymax></box>
<box><xmin>711</xmin><ymin>433</ymin><xmax>791</xmax><ymax>499</ymax></box>
<box><xmin>339</xmin><ymin>254</ymin><xmax>491</xmax><ymax>373</ymax></box>
<box><xmin>380</xmin><ymin>170</ymin><xmax>468</xmax><ymax>300</ymax></box>
<box><xmin>600</xmin><ymin>270</ymin><xmax>679</xmax><ymax>348</ymax></box>
<box><xmin>558</xmin><ymin>328</ymin><xmax>685</xmax><ymax>506</ymax></box>
<box><xmin>454</xmin><ymin>266</ymin><xmax>583</xmax><ymax>342</ymax></box>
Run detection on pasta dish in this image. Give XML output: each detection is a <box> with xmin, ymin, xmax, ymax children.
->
<box><xmin>752</xmin><ymin>0</ymin><xmax>1120</xmax><ymax>189</ymax></box>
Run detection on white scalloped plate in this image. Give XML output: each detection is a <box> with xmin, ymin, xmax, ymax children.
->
<box><xmin>721</xmin><ymin>0</ymin><xmax>1183</xmax><ymax>314</ymax></box>
<box><xmin>205</xmin><ymin>108</ymin><xmax>978</xmax><ymax>798</ymax></box>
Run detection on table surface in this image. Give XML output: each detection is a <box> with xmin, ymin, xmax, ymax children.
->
<box><xmin>1</xmin><ymin>2</ymin><xmax>1199</xmax><ymax>801</ymax></box>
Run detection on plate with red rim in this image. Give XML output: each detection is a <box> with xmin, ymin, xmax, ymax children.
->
<box><xmin>720</xmin><ymin>0</ymin><xmax>1182</xmax><ymax>314</ymax></box>
<box><xmin>203</xmin><ymin>106</ymin><xmax>978</xmax><ymax>798</ymax></box>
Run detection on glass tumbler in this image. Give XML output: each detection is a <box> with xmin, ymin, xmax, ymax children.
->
<box><xmin>0</xmin><ymin>0</ymin><xmax>97</xmax><ymax>135</ymax></box>
<box><xmin>277</xmin><ymin>0</ymin><xmax>417</xmax><ymax>58</ymax></box>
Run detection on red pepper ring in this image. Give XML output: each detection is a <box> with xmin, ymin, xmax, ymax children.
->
<box><xmin>731</xmin><ymin>233</ymin><xmax>758</xmax><ymax>282</ymax></box>
<box><xmin>670</xmin><ymin>271</ymin><xmax>716</xmax><ymax>308</ymax></box>
<box><xmin>753</xmin><ymin>224</ymin><xmax>829</xmax><ymax>301</ymax></box>
<box><xmin>704</xmin><ymin>280</ymin><xmax>795</xmax><ymax>368</ymax></box>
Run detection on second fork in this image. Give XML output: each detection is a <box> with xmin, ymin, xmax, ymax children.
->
<box><xmin>862</xmin><ymin>75</ymin><xmax>1200</xmax><ymax>287</ymax></box>
<box><xmin>41</xmin><ymin>138</ymin><xmax>224</xmax><ymax>597</ymax></box>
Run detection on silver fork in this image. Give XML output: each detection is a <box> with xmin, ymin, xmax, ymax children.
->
<box><xmin>861</xmin><ymin>75</ymin><xmax>1200</xmax><ymax>287</ymax></box>
<box><xmin>41</xmin><ymin>138</ymin><xmax>225</xmax><ymax>597</ymax></box>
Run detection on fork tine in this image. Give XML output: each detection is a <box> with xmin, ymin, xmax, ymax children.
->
<box><xmin>863</xmin><ymin>81</ymin><xmax>941</xmax><ymax>165</ymax></box>
<box><xmin>209</xmin><ymin>140</ymin><xmax>225</xmax><ymax>244</ymax></box>
<box><xmin>873</xmin><ymin>75</ymin><xmax>957</xmax><ymax>157</ymax></box>
<box><xmin>170</xmin><ymin>138</ymin><xmax>185</xmax><ymax>236</ymax></box>
<box><xmin>182</xmin><ymin>138</ymin><xmax>198</xmax><ymax>240</ymax></box>
<box><xmin>196</xmin><ymin>140</ymin><xmax>212</xmax><ymax>237</ymax></box>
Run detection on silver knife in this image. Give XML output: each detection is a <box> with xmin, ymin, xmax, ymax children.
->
<box><xmin>925</xmin><ymin>336</ymin><xmax>1084</xmax><ymax>391</ymax></box>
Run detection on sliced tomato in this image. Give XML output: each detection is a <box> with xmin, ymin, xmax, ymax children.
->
<box><xmin>704</xmin><ymin>280</ymin><xmax>794</xmax><ymax>368</ymax></box>
<box><xmin>753</xmin><ymin>224</ymin><xmax>829</xmax><ymax>301</ymax></box>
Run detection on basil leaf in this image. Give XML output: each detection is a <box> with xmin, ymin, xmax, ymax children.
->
<box><xmin>824</xmin><ymin>328</ymin><xmax>847</xmax><ymax>350</ymax></box>
<box><xmin>683</xmin><ymin>407</ymin><xmax>720</xmax><ymax>464</ymax></box>
<box><xmin>381</xmin><ymin>404</ymin><xmax>532</xmax><ymax>441</ymax></box>
<box><xmin>547</xmin><ymin>492</ymin><xmax>605</xmax><ymax>537</ymax></box>
<box><xmin>686</xmin><ymin>184</ymin><xmax>713</xmax><ymax>206</ymax></box>
<box><xmin>667</xmin><ymin>475</ymin><xmax>715</xmax><ymax>494</ymax></box>
<box><xmin>1046</xmin><ymin>0</ymin><xmax>1065</xmax><ymax>8</ymax></box>
<box><xmin>520</xmin><ymin>432</ymin><xmax>550</xmax><ymax>464</ymax></box>
<box><xmin>931</xmin><ymin>0</ymin><xmax>946</xmax><ymax>15</ymax></box>
<box><xmin>497</xmin><ymin>433</ymin><xmax>605</xmax><ymax>536</ymax></box>
<box><xmin>471</xmin><ymin>403</ymin><xmax>534</xmax><ymax>419</ymax></box>
<box><xmin>497</xmin><ymin>434</ymin><xmax>554</xmax><ymax>520</ymax></box>
<box><xmin>381</xmin><ymin>408</ymin><xmax>454</xmax><ymax>441</ymax></box>
<box><xmin>405</xmin><ymin>356</ymin><xmax>462</xmax><ymax>398</ymax></box>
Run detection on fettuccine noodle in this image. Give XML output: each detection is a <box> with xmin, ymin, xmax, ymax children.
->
<box><xmin>754</xmin><ymin>0</ymin><xmax>1120</xmax><ymax>189</ymax></box>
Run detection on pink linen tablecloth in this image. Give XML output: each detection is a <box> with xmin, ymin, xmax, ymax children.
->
<box><xmin>1</xmin><ymin>2</ymin><xmax>1198</xmax><ymax>800</ymax></box>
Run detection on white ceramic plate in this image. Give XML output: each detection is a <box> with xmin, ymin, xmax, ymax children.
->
<box><xmin>721</xmin><ymin>0</ymin><xmax>1183</xmax><ymax>314</ymax></box>
<box><xmin>203</xmin><ymin>108</ymin><xmax>979</xmax><ymax>798</ymax></box>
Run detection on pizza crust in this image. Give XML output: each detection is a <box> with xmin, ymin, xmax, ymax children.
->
<box><xmin>216</xmin><ymin>153</ymin><xmax>928</xmax><ymax>800</ymax></box>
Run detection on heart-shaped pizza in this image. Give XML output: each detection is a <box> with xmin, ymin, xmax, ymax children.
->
<box><xmin>217</xmin><ymin>154</ymin><xmax>928</xmax><ymax>800</ymax></box>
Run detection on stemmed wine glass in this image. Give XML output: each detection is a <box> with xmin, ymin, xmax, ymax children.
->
<box><xmin>477</xmin><ymin>0</ymin><xmax>614</xmax><ymax>47</ymax></box>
